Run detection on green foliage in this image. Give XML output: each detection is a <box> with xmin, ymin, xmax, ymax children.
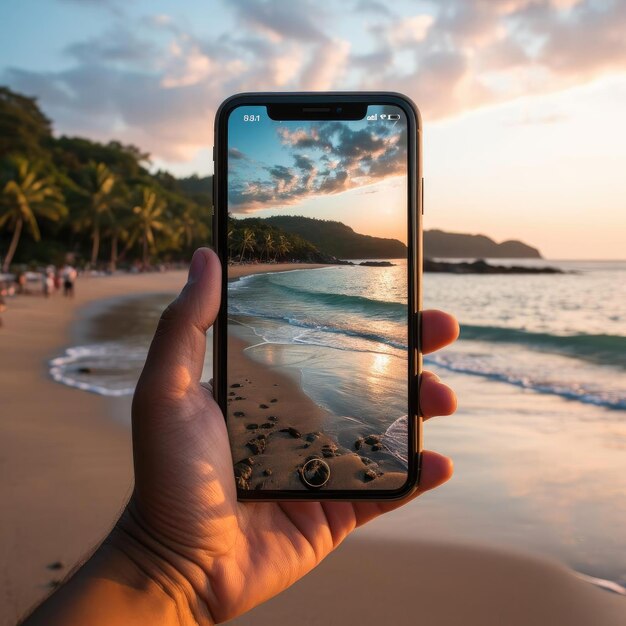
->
<box><xmin>128</xmin><ymin>186</ymin><xmax>172</xmax><ymax>266</ymax></box>
<box><xmin>176</xmin><ymin>174</ymin><xmax>212</xmax><ymax>207</ymax></box>
<box><xmin>0</xmin><ymin>155</ymin><xmax>66</xmax><ymax>271</ymax></box>
<box><xmin>0</xmin><ymin>87</ymin><xmax>52</xmax><ymax>160</ymax></box>
<box><xmin>0</xmin><ymin>86</ymin><xmax>214</xmax><ymax>270</ymax></box>
<box><xmin>228</xmin><ymin>216</ymin><xmax>324</xmax><ymax>263</ymax></box>
<box><xmin>263</xmin><ymin>215</ymin><xmax>407</xmax><ymax>259</ymax></box>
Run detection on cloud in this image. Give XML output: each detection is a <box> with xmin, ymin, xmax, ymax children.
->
<box><xmin>354</xmin><ymin>0</ymin><xmax>626</xmax><ymax>120</ymax></box>
<box><xmin>229</xmin><ymin>121</ymin><xmax>407</xmax><ymax>211</ymax></box>
<box><xmin>293</xmin><ymin>154</ymin><xmax>314</xmax><ymax>170</ymax></box>
<box><xmin>57</xmin><ymin>0</ymin><xmax>130</xmax><ymax>17</ymax></box>
<box><xmin>388</xmin><ymin>15</ymin><xmax>434</xmax><ymax>46</ymax></box>
<box><xmin>354</xmin><ymin>0</ymin><xmax>394</xmax><ymax>17</ymax></box>
<box><xmin>4</xmin><ymin>0</ymin><xmax>626</xmax><ymax>169</ymax></box>
<box><xmin>228</xmin><ymin>147</ymin><xmax>247</xmax><ymax>159</ymax></box>
<box><xmin>299</xmin><ymin>39</ymin><xmax>351</xmax><ymax>90</ymax></box>
<box><xmin>3</xmin><ymin>63</ymin><xmax>217</xmax><ymax>160</ymax></box>
<box><xmin>229</xmin><ymin>0</ymin><xmax>329</xmax><ymax>42</ymax></box>
<box><xmin>63</xmin><ymin>28</ymin><xmax>158</xmax><ymax>65</ymax></box>
<box><xmin>517</xmin><ymin>0</ymin><xmax>626</xmax><ymax>78</ymax></box>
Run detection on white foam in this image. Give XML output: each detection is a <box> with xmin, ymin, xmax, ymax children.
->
<box><xmin>48</xmin><ymin>342</ymin><xmax>148</xmax><ymax>397</ymax></box>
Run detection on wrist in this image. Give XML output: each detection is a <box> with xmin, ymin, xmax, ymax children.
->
<box><xmin>23</xmin><ymin>529</ymin><xmax>198</xmax><ymax>626</ymax></box>
<box><xmin>108</xmin><ymin>505</ymin><xmax>216</xmax><ymax>625</ymax></box>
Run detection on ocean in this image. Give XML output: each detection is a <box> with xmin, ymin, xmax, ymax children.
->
<box><xmin>49</xmin><ymin>259</ymin><xmax>626</xmax><ymax>587</ymax></box>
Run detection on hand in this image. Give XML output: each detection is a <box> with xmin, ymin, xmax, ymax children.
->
<box><xmin>115</xmin><ymin>247</ymin><xmax>459</xmax><ymax>624</ymax></box>
<box><xmin>25</xmin><ymin>247</ymin><xmax>458</xmax><ymax>626</ymax></box>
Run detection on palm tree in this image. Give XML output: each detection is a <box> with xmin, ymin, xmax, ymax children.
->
<box><xmin>0</xmin><ymin>156</ymin><xmax>66</xmax><ymax>272</ymax></box>
<box><xmin>238</xmin><ymin>228</ymin><xmax>256</xmax><ymax>263</ymax></box>
<box><xmin>276</xmin><ymin>234</ymin><xmax>291</xmax><ymax>261</ymax></box>
<box><xmin>80</xmin><ymin>162</ymin><xmax>117</xmax><ymax>267</ymax></box>
<box><xmin>263</xmin><ymin>232</ymin><xmax>274</xmax><ymax>262</ymax></box>
<box><xmin>175</xmin><ymin>203</ymin><xmax>199</xmax><ymax>251</ymax></box>
<box><xmin>104</xmin><ymin>201</ymin><xmax>132</xmax><ymax>273</ymax></box>
<box><xmin>128</xmin><ymin>187</ymin><xmax>169</xmax><ymax>268</ymax></box>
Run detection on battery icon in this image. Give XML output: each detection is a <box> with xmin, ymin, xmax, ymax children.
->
<box><xmin>387</xmin><ymin>114</ymin><xmax>401</xmax><ymax>121</ymax></box>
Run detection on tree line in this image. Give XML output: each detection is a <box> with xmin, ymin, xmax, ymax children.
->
<box><xmin>226</xmin><ymin>217</ymin><xmax>330</xmax><ymax>264</ymax></box>
<box><xmin>0</xmin><ymin>86</ymin><xmax>212</xmax><ymax>272</ymax></box>
<box><xmin>0</xmin><ymin>86</ymin><xmax>336</xmax><ymax>273</ymax></box>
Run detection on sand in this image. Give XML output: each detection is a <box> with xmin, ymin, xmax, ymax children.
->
<box><xmin>0</xmin><ymin>264</ymin><xmax>623</xmax><ymax>625</ymax></box>
<box><xmin>0</xmin><ymin>270</ymin><xmax>188</xmax><ymax>624</ymax></box>
<box><xmin>229</xmin><ymin>537</ymin><xmax>626</xmax><ymax>626</ymax></box>
<box><xmin>226</xmin><ymin>328</ymin><xmax>407</xmax><ymax>492</ymax></box>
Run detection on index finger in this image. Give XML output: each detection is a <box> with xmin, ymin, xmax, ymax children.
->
<box><xmin>422</xmin><ymin>310</ymin><xmax>459</xmax><ymax>354</ymax></box>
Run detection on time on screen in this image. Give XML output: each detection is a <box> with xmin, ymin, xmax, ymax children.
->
<box><xmin>243</xmin><ymin>114</ymin><xmax>261</xmax><ymax>122</ymax></box>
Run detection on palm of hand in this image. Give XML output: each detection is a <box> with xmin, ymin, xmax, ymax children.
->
<box><xmin>131</xmin><ymin>383</ymin><xmax>385</xmax><ymax>622</ymax></box>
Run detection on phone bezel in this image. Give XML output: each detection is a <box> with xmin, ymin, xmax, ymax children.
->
<box><xmin>213</xmin><ymin>92</ymin><xmax>423</xmax><ymax>501</ymax></box>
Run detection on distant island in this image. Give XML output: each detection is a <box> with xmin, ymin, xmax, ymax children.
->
<box><xmin>424</xmin><ymin>259</ymin><xmax>561</xmax><ymax>274</ymax></box>
<box><xmin>424</xmin><ymin>229</ymin><xmax>542</xmax><ymax>259</ymax></box>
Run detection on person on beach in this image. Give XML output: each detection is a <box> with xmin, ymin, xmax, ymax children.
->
<box><xmin>42</xmin><ymin>270</ymin><xmax>55</xmax><ymax>298</ymax></box>
<box><xmin>17</xmin><ymin>271</ymin><xmax>27</xmax><ymax>294</ymax></box>
<box><xmin>62</xmin><ymin>265</ymin><xmax>77</xmax><ymax>298</ymax></box>
<box><xmin>22</xmin><ymin>248</ymin><xmax>459</xmax><ymax>626</ymax></box>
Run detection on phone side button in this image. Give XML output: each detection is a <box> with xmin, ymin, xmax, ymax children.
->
<box><xmin>421</xmin><ymin>177</ymin><xmax>425</xmax><ymax>215</ymax></box>
<box><xmin>415</xmin><ymin>412</ymin><xmax>422</xmax><ymax>453</ymax></box>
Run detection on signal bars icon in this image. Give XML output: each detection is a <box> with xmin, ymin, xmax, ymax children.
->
<box><xmin>366</xmin><ymin>113</ymin><xmax>401</xmax><ymax>122</ymax></box>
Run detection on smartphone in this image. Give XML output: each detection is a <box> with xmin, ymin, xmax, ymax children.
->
<box><xmin>213</xmin><ymin>92</ymin><xmax>422</xmax><ymax>500</ymax></box>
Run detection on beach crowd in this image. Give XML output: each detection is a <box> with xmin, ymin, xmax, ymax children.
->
<box><xmin>0</xmin><ymin>265</ymin><xmax>77</xmax><ymax>326</ymax></box>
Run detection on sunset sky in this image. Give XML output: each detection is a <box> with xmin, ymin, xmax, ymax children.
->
<box><xmin>228</xmin><ymin>105</ymin><xmax>408</xmax><ymax>241</ymax></box>
<box><xmin>1</xmin><ymin>0</ymin><xmax>625</xmax><ymax>258</ymax></box>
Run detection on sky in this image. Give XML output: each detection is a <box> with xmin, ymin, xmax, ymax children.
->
<box><xmin>1</xmin><ymin>0</ymin><xmax>625</xmax><ymax>258</ymax></box>
<box><xmin>228</xmin><ymin>105</ymin><xmax>408</xmax><ymax>241</ymax></box>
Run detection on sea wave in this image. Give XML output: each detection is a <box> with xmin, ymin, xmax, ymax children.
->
<box><xmin>232</xmin><ymin>275</ymin><xmax>626</xmax><ymax>369</ymax></box>
<box><xmin>462</xmin><ymin>325</ymin><xmax>626</xmax><ymax>369</ymax></box>
<box><xmin>382</xmin><ymin>415</ymin><xmax>409</xmax><ymax>465</ymax></box>
<box><xmin>271</xmin><ymin>281</ymin><xmax>407</xmax><ymax>320</ymax></box>
<box><xmin>425</xmin><ymin>351</ymin><xmax>626</xmax><ymax>411</ymax></box>
<box><xmin>49</xmin><ymin>343</ymin><xmax>148</xmax><ymax>397</ymax></box>
<box><xmin>229</xmin><ymin>304</ymin><xmax>407</xmax><ymax>350</ymax></box>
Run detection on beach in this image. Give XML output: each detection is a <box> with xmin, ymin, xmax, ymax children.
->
<box><xmin>0</xmin><ymin>263</ymin><xmax>624</xmax><ymax>625</ymax></box>
<box><xmin>226</xmin><ymin>327</ymin><xmax>407</xmax><ymax>492</ymax></box>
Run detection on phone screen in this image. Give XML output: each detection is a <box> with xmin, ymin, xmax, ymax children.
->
<box><xmin>225</xmin><ymin>104</ymin><xmax>410</xmax><ymax>492</ymax></box>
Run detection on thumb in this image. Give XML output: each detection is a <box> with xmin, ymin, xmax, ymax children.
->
<box><xmin>135</xmin><ymin>247</ymin><xmax>222</xmax><ymax>401</ymax></box>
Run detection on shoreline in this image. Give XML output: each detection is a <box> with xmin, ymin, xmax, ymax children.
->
<box><xmin>0</xmin><ymin>270</ymin><xmax>189</xmax><ymax>623</ymax></box>
<box><xmin>226</xmin><ymin>321</ymin><xmax>407</xmax><ymax>491</ymax></box>
<box><xmin>1</xmin><ymin>263</ymin><xmax>624</xmax><ymax>624</ymax></box>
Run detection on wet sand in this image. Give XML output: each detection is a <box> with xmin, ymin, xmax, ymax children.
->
<box><xmin>226</xmin><ymin>327</ymin><xmax>407</xmax><ymax>492</ymax></box>
<box><xmin>229</xmin><ymin>537</ymin><xmax>626</xmax><ymax>626</ymax></box>
<box><xmin>0</xmin><ymin>264</ymin><xmax>623</xmax><ymax>625</ymax></box>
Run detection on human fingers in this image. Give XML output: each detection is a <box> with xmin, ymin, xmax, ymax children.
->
<box><xmin>422</xmin><ymin>310</ymin><xmax>459</xmax><ymax>354</ymax></box>
<box><xmin>135</xmin><ymin>248</ymin><xmax>221</xmax><ymax>403</ymax></box>
<box><xmin>420</xmin><ymin>371</ymin><xmax>457</xmax><ymax>419</ymax></box>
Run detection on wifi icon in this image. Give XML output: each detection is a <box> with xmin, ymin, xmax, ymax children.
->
<box><xmin>380</xmin><ymin>114</ymin><xmax>387</xmax><ymax>120</ymax></box>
